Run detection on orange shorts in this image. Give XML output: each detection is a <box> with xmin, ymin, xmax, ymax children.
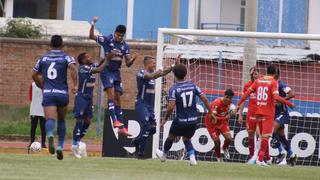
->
<box><xmin>256</xmin><ymin>114</ymin><xmax>274</xmax><ymax>135</ymax></box>
<box><xmin>246</xmin><ymin>111</ymin><xmax>258</xmax><ymax>132</ymax></box>
<box><xmin>205</xmin><ymin>119</ymin><xmax>230</xmax><ymax>141</ymax></box>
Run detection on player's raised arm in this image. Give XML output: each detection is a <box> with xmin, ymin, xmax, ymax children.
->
<box><xmin>89</xmin><ymin>16</ymin><xmax>99</xmax><ymax>40</ymax></box>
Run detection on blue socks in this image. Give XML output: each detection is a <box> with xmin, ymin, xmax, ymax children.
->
<box><xmin>45</xmin><ymin>118</ymin><xmax>55</xmax><ymax>137</ymax></box>
<box><xmin>279</xmin><ymin>135</ymin><xmax>293</xmax><ymax>156</ymax></box>
<box><xmin>108</xmin><ymin>100</ymin><xmax>117</xmax><ymax>123</ymax></box>
<box><xmin>164</xmin><ymin>138</ymin><xmax>173</xmax><ymax>154</ymax></box>
<box><xmin>183</xmin><ymin>140</ymin><xmax>195</xmax><ymax>156</ymax></box>
<box><xmin>57</xmin><ymin>120</ymin><xmax>66</xmax><ymax>148</ymax></box>
<box><xmin>80</xmin><ymin>122</ymin><xmax>90</xmax><ymax>139</ymax></box>
<box><xmin>72</xmin><ymin>119</ymin><xmax>82</xmax><ymax>146</ymax></box>
<box><xmin>115</xmin><ymin>106</ymin><xmax>123</xmax><ymax>122</ymax></box>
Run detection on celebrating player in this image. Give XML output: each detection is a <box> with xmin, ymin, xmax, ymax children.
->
<box><xmin>32</xmin><ymin>35</ymin><xmax>78</xmax><ymax>160</ymax></box>
<box><xmin>237</xmin><ymin>64</ymin><xmax>295</xmax><ymax>166</ymax></box>
<box><xmin>155</xmin><ymin>64</ymin><xmax>213</xmax><ymax>166</ymax></box>
<box><xmin>272</xmin><ymin>69</ymin><xmax>297</xmax><ymax>166</ymax></box>
<box><xmin>71</xmin><ymin>52</ymin><xmax>109</xmax><ymax>158</ymax></box>
<box><xmin>237</xmin><ymin>67</ymin><xmax>261</xmax><ymax>163</ymax></box>
<box><xmin>89</xmin><ymin>16</ymin><xmax>138</xmax><ymax>136</ymax></box>
<box><xmin>205</xmin><ymin>89</ymin><xmax>236</xmax><ymax>162</ymax></box>
<box><xmin>133</xmin><ymin>55</ymin><xmax>179</xmax><ymax>159</ymax></box>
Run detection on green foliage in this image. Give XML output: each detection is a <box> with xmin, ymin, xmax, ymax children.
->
<box><xmin>0</xmin><ymin>18</ymin><xmax>43</xmax><ymax>39</ymax></box>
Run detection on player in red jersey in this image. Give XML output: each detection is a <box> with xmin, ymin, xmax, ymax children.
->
<box><xmin>237</xmin><ymin>67</ymin><xmax>260</xmax><ymax>161</ymax></box>
<box><xmin>205</xmin><ymin>89</ymin><xmax>236</xmax><ymax>162</ymax></box>
<box><xmin>237</xmin><ymin>64</ymin><xmax>295</xmax><ymax>166</ymax></box>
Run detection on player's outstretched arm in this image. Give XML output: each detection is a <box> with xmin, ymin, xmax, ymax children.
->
<box><xmin>199</xmin><ymin>94</ymin><xmax>216</xmax><ymax>123</ymax></box>
<box><xmin>160</xmin><ymin>100</ymin><xmax>175</xmax><ymax>127</ymax></box>
<box><xmin>69</xmin><ymin>63</ymin><xmax>78</xmax><ymax>94</ymax></box>
<box><xmin>236</xmin><ymin>89</ymin><xmax>252</xmax><ymax>111</ymax></box>
<box><xmin>285</xmin><ymin>88</ymin><xmax>295</xmax><ymax>100</ymax></box>
<box><xmin>89</xmin><ymin>16</ymin><xmax>99</xmax><ymax>40</ymax></box>
<box><xmin>273</xmin><ymin>93</ymin><xmax>295</xmax><ymax>108</ymax></box>
<box><xmin>125</xmin><ymin>52</ymin><xmax>138</xmax><ymax>67</ymax></box>
<box><xmin>32</xmin><ymin>72</ymin><xmax>43</xmax><ymax>89</ymax></box>
<box><xmin>144</xmin><ymin>65</ymin><xmax>174</xmax><ymax>80</ymax></box>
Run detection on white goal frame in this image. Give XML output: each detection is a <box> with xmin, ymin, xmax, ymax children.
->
<box><xmin>153</xmin><ymin>28</ymin><xmax>320</xmax><ymax>158</ymax></box>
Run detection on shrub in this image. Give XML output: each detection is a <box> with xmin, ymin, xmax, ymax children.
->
<box><xmin>0</xmin><ymin>18</ymin><xmax>43</xmax><ymax>39</ymax></box>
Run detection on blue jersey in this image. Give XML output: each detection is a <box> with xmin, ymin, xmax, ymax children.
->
<box><xmin>275</xmin><ymin>80</ymin><xmax>291</xmax><ymax>116</ymax></box>
<box><xmin>77</xmin><ymin>63</ymin><xmax>98</xmax><ymax>97</ymax></box>
<box><xmin>33</xmin><ymin>50</ymin><xmax>75</xmax><ymax>97</ymax></box>
<box><xmin>168</xmin><ymin>81</ymin><xmax>203</xmax><ymax>124</ymax></box>
<box><xmin>96</xmin><ymin>34</ymin><xmax>130</xmax><ymax>71</ymax></box>
<box><xmin>136</xmin><ymin>69</ymin><xmax>155</xmax><ymax>107</ymax></box>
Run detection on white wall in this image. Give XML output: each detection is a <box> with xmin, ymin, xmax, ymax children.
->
<box><xmin>308</xmin><ymin>0</ymin><xmax>320</xmax><ymax>49</ymax></box>
<box><xmin>4</xmin><ymin>0</ymin><xmax>13</xmax><ymax>17</ymax></box>
<box><xmin>200</xmin><ymin>0</ymin><xmax>221</xmax><ymax>27</ymax></box>
<box><xmin>220</xmin><ymin>0</ymin><xmax>241</xmax><ymax>24</ymax></box>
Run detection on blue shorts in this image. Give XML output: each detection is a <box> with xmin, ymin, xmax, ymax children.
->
<box><xmin>42</xmin><ymin>95</ymin><xmax>69</xmax><ymax>107</ymax></box>
<box><xmin>169</xmin><ymin>121</ymin><xmax>198</xmax><ymax>139</ymax></box>
<box><xmin>135</xmin><ymin>102</ymin><xmax>156</xmax><ymax>128</ymax></box>
<box><xmin>73</xmin><ymin>94</ymin><xmax>93</xmax><ymax>119</ymax></box>
<box><xmin>275</xmin><ymin>113</ymin><xmax>289</xmax><ymax>128</ymax></box>
<box><xmin>100</xmin><ymin>69</ymin><xmax>123</xmax><ymax>95</ymax></box>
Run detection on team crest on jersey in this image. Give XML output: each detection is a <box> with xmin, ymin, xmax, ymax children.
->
<box><xmin>110</xmin><ymin>43</ymin><xmax>114</xmax><ymax>47</ymax></box>
<box><xmin>98</xmin><ymin>36</ymin><xmax>104</xmax><ymax>43</ymax></box>
<box><xmin>121</xmin><ymin>45</ymin><xmax>124</xmax><ymax>51</ymax></box>
<box><xmin>176</xmin><ymin>88</ymin><xmax>181</xmax><ymax>92</ymax></box>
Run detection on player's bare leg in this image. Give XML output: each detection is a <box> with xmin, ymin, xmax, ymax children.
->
<box><xmin>44</xmin><ymin>106</ymin><xmax>57</xmax><ymax>155</ymax></box>
<box><xmin>222</xmin><ymin>132</ymin><xmax>232</xmax><ymax>160</ymax></box>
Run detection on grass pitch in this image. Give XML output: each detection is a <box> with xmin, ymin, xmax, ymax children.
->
<box><xmin>0</xmin><ymin>154</ymin><xmax>319</xmax><ymax>180</ymax></box>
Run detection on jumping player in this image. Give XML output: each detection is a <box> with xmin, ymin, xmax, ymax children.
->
<box><xmin>237</xmin><ymin>64</ymin><xmax>295</xmax><ymax>166</ymax></box>
<box><xmin>155</xmin><ymin>64</ymin><xmax>213</xmax><ymax>166</ymax></box>
<box><xmin>71</xmin><ymin>52</ymin><xmax>109</xmax><ymax>158</ymax></box>
<box><xmin>32</xmin><ymin>35</ymin><xmax>78</xmax><ymax>160</ymax></box>
<box><xmin>89</xmin><ymin>16</ymin><xmax>138</xmax><ymax>136</ymax></box>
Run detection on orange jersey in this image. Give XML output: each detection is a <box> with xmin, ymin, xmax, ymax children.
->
<box><xmin>243</xmin><ymin>80</ymin><xmax>257</xmax><ymax>112</ymax></box>
<box><xmin>205</xmin><ymin>98</ymin><xmax>230</xmax><ymax>125</ymax></box>
<box><xmin>249</xmin><ymin>76</ymin><xmax>279</xmax><ymax>116</ymax></box>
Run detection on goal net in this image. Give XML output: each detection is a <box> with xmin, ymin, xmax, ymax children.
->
<box><xmin>153</xmin><ymin>28</ymin><xmax>320</xmax><ymax>166</ymax></box>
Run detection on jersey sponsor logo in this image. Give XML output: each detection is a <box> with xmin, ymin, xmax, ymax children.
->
<box><xmin>43</xmin><ymin>89</ymin><xmax>67</xmax><ymax>94</ymax></box>
<box><xmin>146</xmin><ymin>89</ymin><xmax>155</xmax><ymax>94</ymax></box>
<box><xmin>258</xmin><ymin>79</ymin><xmax>272</xmax><ymax>84</ymax></box>
<box><xmin>86</xmin><ymin>82</ymin><xmax>95</xmax><ymax>87</ymax></box>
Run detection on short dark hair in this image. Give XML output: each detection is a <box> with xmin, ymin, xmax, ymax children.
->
<box><xmin>50</xmin><ymin>35</ymin><xmax>63</xmax><ymax>48</ymax></box>
<box><xmin>249</xmin><ymin>66</ymin><xmax>259</xmax><ymax>75</ymax></box>
<box><xmin>267</xmin><ymin>64</ymin><xmax>278</xmax><ymax>75</ymax></box>
<box><xmin>173</xmin><ymin>64</ymin><xmax>187</xmax><ymax>80</ymax></box>
<box><xmin>224</xmin><ymin>89</ymin><xmax>234</xmax><ymax>97</ymax></box>
<box><xmin>77</xmin><ymin>52</ymin><xmax>87</xmax><ymax>65</ymax></box>
<box><xmin>143</xmin><ymin>55</ymin><xmax>155</xmax><ymax>64</ymax></box>
<box><xmin>115</xmin><ymin>25</ymin><xmax>126</xmax><ymax>34</ymax></box>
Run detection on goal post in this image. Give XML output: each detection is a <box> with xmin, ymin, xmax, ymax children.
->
<box><xmin>153</xmin><ymin>28</ymin><xmax>320</xmax><ymax>166</ymax></box>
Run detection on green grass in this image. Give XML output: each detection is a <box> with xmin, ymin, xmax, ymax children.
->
<box><xmin>0</xmin><ymin>105</ymin><xmax>103</xmax><ymax>138</ymax></box>
<box><xmin>0</xmin><ymin>154</ymin><xmax>319</xmax><ymax>180</ymax></box>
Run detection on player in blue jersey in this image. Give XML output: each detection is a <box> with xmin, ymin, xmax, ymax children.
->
<box><xmin>89</xmin><ymin>16</ymin><xmax>138</xmax><ymax>136</ymax></box>
<box><xmin>155</xmin><ymin>64</ymin><xmax>213</xmax><ymax>166</ymax></box>
<box><xmin>71</xmin><ymin>52</ymin><xmax>110</xmax><ymax>158</ymax></box>
<box><xmin>134</xmin><ymin>55</ymin><xmax>180</xmax><ymax>159</ymax></box>
<box><xmin>32</xmin><ymin>35</ymin><xmax>78</xmax><ymax>160</ymax></box>
<box><xmin>272</xmin><ymin>69</ymin><xmax>297</xmax><ymax>166</ymax></box>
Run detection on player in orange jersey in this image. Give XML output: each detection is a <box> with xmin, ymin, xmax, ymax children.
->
<box><xmin>205</xmin><ymin>89</ymin><xmax>236</xmax><ymax>162</ymax></box>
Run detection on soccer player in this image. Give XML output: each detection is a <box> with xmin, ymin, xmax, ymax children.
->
<box><xmin>237</xmin><ymin>67</ymin><xmax>261</xmax><ymax>163</ymax></box>
<box><xmin>32</xmin><ymin>35</ymin><xmax>78</xmax><ymax>160</ymax></box>
<box><xmin>71</xmin><ymin>52</ymin><xmax>109</xmax><ymax>158</ymax></box>
<box><xmin>237</xmin><ymin>64</ymin><xmax>295</xmax><ymax>166</ymax></box>
<box><xmin>89</xmin><ymin>16</ymin><xmax>138</xmax><ymax>136</ymax></box>
<box><xmin>134</xmin><ymin>55</ymin><xmax>179</xmax><ymax>159</ymax></box>
<box><xmin>272</xmin><ymin>69</ymin><xmax>297</xmax><ymax>166</ymax></box>
<box><xmin>205</xmin><ymin>89</ymin><xmax>236</xmax><ymax>162</ymax></box>
<box><xmin>155</xmin><ymin>64</ymin><xmax>213</xmax><ymax>166</ymax></box>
